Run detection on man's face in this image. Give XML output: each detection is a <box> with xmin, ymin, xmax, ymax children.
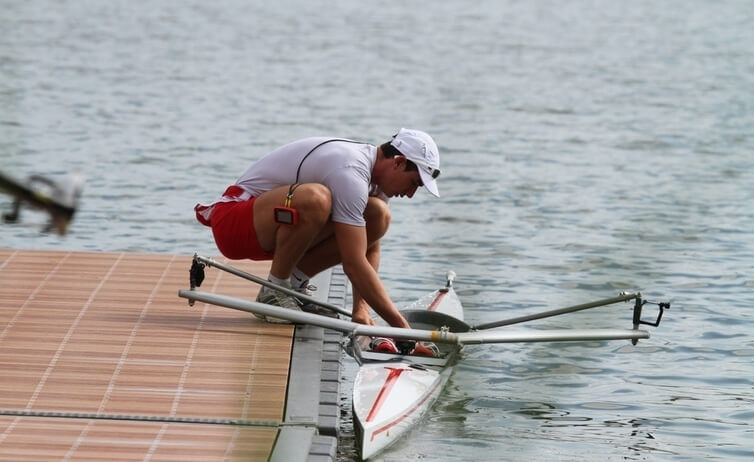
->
<box><xmin>382</xmin><ymin>156</ymin><xmax>422</xmax><ymax>198</ymax></box>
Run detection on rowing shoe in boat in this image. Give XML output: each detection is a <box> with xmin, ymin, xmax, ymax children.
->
<box><xmin>178</xmin><ymin>254</ymin><xmax>669</xmax><ymax>461</ymax></box>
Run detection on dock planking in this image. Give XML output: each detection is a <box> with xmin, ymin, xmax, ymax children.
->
<box><xmin>0</xmin><ymin>249</ymin><xmax>292</xmax><ymax>461</ymax></box>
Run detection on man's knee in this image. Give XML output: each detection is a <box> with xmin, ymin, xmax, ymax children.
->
<box><xmin>297</xmin><ymin>184</ymin><xmax>332</xmax><ymax>225</ymax></box>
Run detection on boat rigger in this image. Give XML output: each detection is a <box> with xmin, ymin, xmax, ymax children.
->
<box><xmin>178</xmin><ymin>254</ymin><xmax>669</xmax><ymax>460</ymax></box>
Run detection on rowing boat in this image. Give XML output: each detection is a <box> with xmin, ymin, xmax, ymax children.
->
<box><xmin>178</xmin><ymin>254</ymin><xmax>669</xmax><ymax>461</ymax></box>
<box><xmin>348</xmin><ymin>271</ymin><xmax>469</xmax><ymax>460</ymax></box>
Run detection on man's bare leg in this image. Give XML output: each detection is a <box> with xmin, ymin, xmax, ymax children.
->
<box><xmin>295</xmin><ymin>197</ymin><xmax>390</xmax><ymax>276</ymax></box>
<box><xmin>351</xmin><ymin>198</ymin><xmax>390</xmax><ymax>324</ymax></box>
<box><xmin>294</xmin><ymin>197</ymin><xmax>391</xmax><ymax>325</ymax></box>
<box><xmin>252</xmin><ymin>183</ymin><xmax>332</xmax><ymax>280</ymax></box>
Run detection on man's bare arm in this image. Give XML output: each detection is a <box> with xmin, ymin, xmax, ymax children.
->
<box><xmin>351</xmin><ymin>239</ymin><xmax>381</xmax><ymax>325</ymax></box>
<box><xmin>334</xmin><ymin>222</ymin><xmax>409</xmax><ymax>328</ymax></box>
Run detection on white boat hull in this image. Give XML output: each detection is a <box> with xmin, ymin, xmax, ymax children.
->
<box><xmin>354</xmin><ymin>360</ymin><xmax>453</xmax><ymax>459</ymax></box>
<box><xmin>351</xmin><ymin>276</ymin><xmax>467</xmax><ymax>460</ymax></box>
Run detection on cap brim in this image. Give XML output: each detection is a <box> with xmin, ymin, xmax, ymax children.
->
<box><xmin>418</xmin><ymin>168</ymin><xmax>440</xmax><ymax>197</ymax></box>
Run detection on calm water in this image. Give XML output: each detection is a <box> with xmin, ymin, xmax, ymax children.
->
<box><xmin>2</xmin><ymin>1</ymin><xmax>753</xmax><ymax>460</ymax></box>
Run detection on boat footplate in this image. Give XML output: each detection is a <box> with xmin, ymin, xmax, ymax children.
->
<box><xmin>395</xmin><ymin>340</ymin><xmax>416</xmax><ymax>355</ymax></box>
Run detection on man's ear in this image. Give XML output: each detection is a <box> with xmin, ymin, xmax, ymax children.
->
<box><xmin>394</xmin><ymin>155</ymin><xmax>407</xmax><ymax>169</ymax></box>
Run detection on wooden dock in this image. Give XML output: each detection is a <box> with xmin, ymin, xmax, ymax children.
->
<box><xmin>0</xmin><ymin>249</ymin><xmax>345</xmax><ymax>461</ymax></box>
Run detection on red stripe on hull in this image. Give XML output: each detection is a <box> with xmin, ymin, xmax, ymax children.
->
<box><xmin>370</xmin><ymin>375</ymin><xmax>444</xmax><ymax>441</ymax></box>
<box><xmin>427</xmin><ymin>291</ymin><xmax>447</xmax><ymax>312</ymax></box>
<box><xmin>365</xmin><ymin>367</ymin><xmax>407</xmax><ymax>422</ymax></box>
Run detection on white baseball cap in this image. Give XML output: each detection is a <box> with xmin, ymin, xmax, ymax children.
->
<box><xmin>390</xmin><ymin>128</ymin><xmax>441</xmax><ymax>197</ymax></box>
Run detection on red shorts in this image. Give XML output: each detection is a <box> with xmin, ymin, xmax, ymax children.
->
<box><xmin>209</xmin><ymin>196</ymin><xmax>274</xmax><ymax>261</ymax></box>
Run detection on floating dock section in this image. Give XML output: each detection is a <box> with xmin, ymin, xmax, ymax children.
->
<box><xmin>0</xmin><ymin>249</ymin><xmax>346</xmax><ymax>461</ymax></box>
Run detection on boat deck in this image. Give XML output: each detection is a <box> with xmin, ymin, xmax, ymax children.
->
<box><xmin>0</xmin><ymin>249</ymin><xmax>345</xmax><ymax>461</ymax></box>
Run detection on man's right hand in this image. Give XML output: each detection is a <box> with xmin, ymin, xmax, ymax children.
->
<box><xmin>351</xmin><ymin>306</ymin><xmax>376</xmax><ymax>326</ymax></box>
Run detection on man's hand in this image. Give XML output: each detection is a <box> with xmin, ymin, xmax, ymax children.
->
<box><xmin>351</xmin><ymin>307</ymin><xmax>376</xmax><ymax>326</ymax></box>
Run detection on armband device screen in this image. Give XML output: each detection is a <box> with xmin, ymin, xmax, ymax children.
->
<box><xmin>274</xmin><ymin>184</ymin><xmax>300</xmax><ymax>225</ymax></box>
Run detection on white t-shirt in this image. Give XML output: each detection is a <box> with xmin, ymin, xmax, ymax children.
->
<box><xmin>197</xmin><ymin>138</ymin><xmax>387</xmax><ymax>227</ymax></box>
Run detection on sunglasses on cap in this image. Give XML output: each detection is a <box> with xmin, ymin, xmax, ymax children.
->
<box><xmin>414</xmin><ymin>160</ymin><xmax>441</xmax><ymax>179</ymax></box>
